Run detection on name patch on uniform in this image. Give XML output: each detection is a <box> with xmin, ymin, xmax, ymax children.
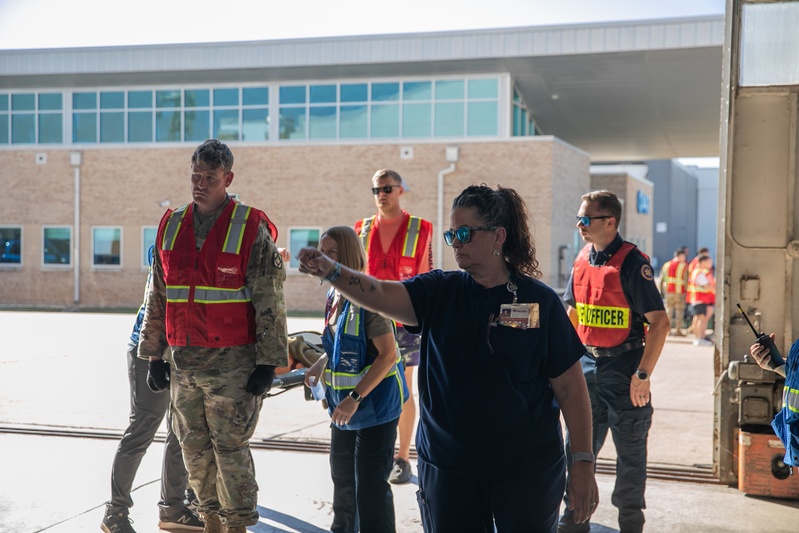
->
<box><xmin>273</xmin><ymin>251</ymin><xmax>284</xmax><ymax>269</ymax></box>
<box><xmin>576</xmin><ymin>303</ymin><xmax>630</xmax><ymax>329</ymax></box>
<box><xmin>218</xmin><ymin>266</ymin><xmax>238</xmax><ymax>276</ymax></box>
<box><xmin>641</xmin><ymin>264</ymin><xmax>654</xmax><ymax>281</ymax></box>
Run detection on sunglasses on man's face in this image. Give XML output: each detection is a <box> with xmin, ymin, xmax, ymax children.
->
<box><xmin>371</xmin><ymin>185</ymin><xmax>400</xmax><ymax>195</ymax></box>
<box><xmin>576</xmin><ymin>215</ymin><xmax>612</xmax><ymax>227</ymax></box>
<box><xmin>443</xmin><ymin>225</ymin><xmax>497</xmax><ymax>246</ymax></box>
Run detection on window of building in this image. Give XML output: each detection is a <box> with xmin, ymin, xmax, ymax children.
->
<box><xmin>0</xmin><ymin>226</ymin><xmax>22</xmax><ymax>266</ymax></box>
<box><xmin>512</xmin><ymin>86</ymin><xmax>537</xmax><ymax>137</ymax></box>
<box><xmin>142</xmin><ymin>226</ymin><xmax>157</xmax><ymax>268</ymax></box>
<box><xmin>42</xmin><ymin>226</ymin><xmax>72</xmax><ymax>266</ymax></box>
<box><xmin>0</xmin><ymin>92</ymin><xmax>64</xmax><ymax>145</ymax></box>
<box><xmin>287</xmin><ymin>227</ymin><xmax>321</xmax><ymax>269</ymax></box>
<box><xmin>92</xmin><ymin>227</ymin><xmax>122</xmax><ymax>266</ymax></box>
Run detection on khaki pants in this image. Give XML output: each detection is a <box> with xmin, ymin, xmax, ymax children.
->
<box><xmin>665</xmin><ymin>293</ymin><xmax>687</xmax><ymax>330</ymax></box>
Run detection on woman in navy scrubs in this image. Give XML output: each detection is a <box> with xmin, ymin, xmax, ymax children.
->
<box><xmin>299</xmin><ymin>185</ymin><xmax>597</xmax><ymax>533</ymax></box>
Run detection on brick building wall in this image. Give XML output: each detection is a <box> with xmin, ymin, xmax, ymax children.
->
<box><xmin>0</xmin><ymin>137</ymin><xmax>589</xmax><ymax>312</ymax></box>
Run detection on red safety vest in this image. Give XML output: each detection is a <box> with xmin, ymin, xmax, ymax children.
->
<box><xmin>662</xmin><ymin>260</ymin><xmax>688</xmax><ymax>295</ymax></box>
<box><xmin>157</xmin><ymin>200</ymin><xmax>266</xmax><ymax>348</ymax></box>
<box><xmin>688</xmin><ymin>268</ymin><xmax>715</xmax><ymax>305</ymax></box>
<box><xmin>355</xmin><ymin>211</ymin><xmax>432</xmax><ymax>281</ymax></box>
<box><xmin>572</xmin><ymin>242</ymin><xmax>636</xmax><ymax>348</ymax></box>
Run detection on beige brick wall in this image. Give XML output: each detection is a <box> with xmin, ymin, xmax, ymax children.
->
<box><xmin>0</xmin><ymin>138</ymin><xmax>589</xmax><ymax>312</ymax></box>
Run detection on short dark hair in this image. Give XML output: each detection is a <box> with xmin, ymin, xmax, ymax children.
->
<box><xmin>581</xmin><ymin>190</ymin><xmax>622</xmax><ymax>227</ymax></box>
<box><xmin>191</xmin><ymin>139</ymin><xmax>234</xmax><ymax>174</ymax></box>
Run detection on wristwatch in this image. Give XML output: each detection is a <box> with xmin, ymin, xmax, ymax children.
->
<box><xmin>348</xmin><ymin>390</ymin><xmax>363</xmax><ymax>403</ymax></box>
<box><xmin>572</xmin><ymin>451</ymin><xmax>595</xmax><ymax>464</ymax></box>
<box><xmin>635</xmin><ymin>369</ymin><xmax>650</xmax><ymax>381</ymax></box>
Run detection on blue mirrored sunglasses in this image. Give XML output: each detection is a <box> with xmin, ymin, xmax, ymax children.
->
<box><xmin>443</xmin><ymin>225</ymin><xmax>497</xmax><ymax>246</ymax></box>
<box><xmin>576</xmin><ymin>215</ymin><xmax>612</xmax><ymax>227</ymax></box>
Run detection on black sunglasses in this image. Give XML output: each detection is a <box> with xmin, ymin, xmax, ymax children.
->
<box><xmin>576</xmin><ymin>215</ymin><xmax>612</xmax><ymax>227</ymax></box>
<box><xmin>371</xmin><ymin>185</ymin><xmax>400</xmax><ymax>195</ymax></box>
<box><xmin>443</xmin><ymin>225</ymin><xmax>497</xmax><ymax>246</ymax></box>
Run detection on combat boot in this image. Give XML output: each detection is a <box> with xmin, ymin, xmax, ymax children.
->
<box><xmin>202</xmin><ymin>513</ymin><xmax>223</xmax><ymax>533</ymax></box>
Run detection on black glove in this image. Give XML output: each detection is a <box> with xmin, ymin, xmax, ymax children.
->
<box><xmin>146</xmin><ymin>359</ymin><xmax>171</xmax><ymax>393</ymax></box>
<box><xmin>245</xmin><ymin>365</ymin><xmax>276</xmax><ymax>396</ymax></box>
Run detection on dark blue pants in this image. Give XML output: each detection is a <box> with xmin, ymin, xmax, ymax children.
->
<box><xmin>329</xmin><ymin>417</ymin><xmax>399</xmax><ymax>533</ymax></box>
<box><xmin>416</xmin><ymin>455</ymin><xmax>565</xmax><ymax>533</ymax></box>
<box><xmin>107</xmin><ymin>347</ymin><xmax>188</xmax><ymax>516</ymax></box>
<box><xmin>564</xmin><ymin>351</ymin><xmax>652</xmax><ymax>533</ymax></box>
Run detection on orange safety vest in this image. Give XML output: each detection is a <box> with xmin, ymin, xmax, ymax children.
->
<box><xmin>688</xmin><ymin>267</ymin><xmax>715</xmax><ymax>305</ymax></box>
<box><xmin>661</xmin><ymin>259</ymin><xmax>688</xmax><ymax>295</ymax></box>
<box><xmin>157</xmin><ymin>200</ymin><xmax>265</xmax><ymax>348</ymax></box>
<box><xmin>355</xmin><ymin>211</ymin><xmax>432</xmax><ymax>281</ymax></box>
<box><xmin>572</xmin><ymin>242</ymin><xmax>636</xmax><ymax>348</ymax></box>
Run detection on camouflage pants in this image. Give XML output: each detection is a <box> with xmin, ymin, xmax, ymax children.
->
<box><xmin>171</xmin><ymin>366</ymin><xmax>262</xmax><ymax>527</ymax></box>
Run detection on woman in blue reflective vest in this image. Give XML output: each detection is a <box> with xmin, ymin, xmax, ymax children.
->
<box><xmin>304</xmin><ymin>226</ymin><xmax>409</xmax><ymax>533</ymax></box>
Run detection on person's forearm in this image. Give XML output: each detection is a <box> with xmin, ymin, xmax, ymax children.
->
<box><xmin>639</xmin><ymin>311</ymin><xmax>669</xmax><ymax>373</ymax></box>
<box><xmin>328</xmin><ymin>263</ymin><xmax>417</xmax><ymax>326</ymax></box>
<box><xmin>552</xmin><ymin>364</ymin><xmax>593</xmax><ymax>454</ymax></box>
<box><xmin>138</xmin><ymin>254</ymin><xmax>168</xmax><ymax>359</ymax></box>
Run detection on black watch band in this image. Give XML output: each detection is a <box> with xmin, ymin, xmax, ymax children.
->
<box><xmin>349</xmin><ymin>390</ymin><xmax>363</xmax><ymax>403</ymax></box>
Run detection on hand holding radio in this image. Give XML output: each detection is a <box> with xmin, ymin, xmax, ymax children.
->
<box><xmin>737</xmin><ymin>303</ymin><xmax>786</xmax><ymax>369</ymax></box>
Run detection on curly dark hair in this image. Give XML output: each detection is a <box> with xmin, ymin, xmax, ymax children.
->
<box><xmin>191</xmin><ymin>139</ymin><xmax>234</xmax><ymax>174</ymax></box>
<box><xmin>451</xmin><ymin>184</ymin><xmax>541</xmax><ymax>279</ymax></box>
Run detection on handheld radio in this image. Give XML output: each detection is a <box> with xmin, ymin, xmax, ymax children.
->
<box><xmin>736</xmin><ymin>303</ymin><xmax>786</xmax><ymax>368</ymax></box>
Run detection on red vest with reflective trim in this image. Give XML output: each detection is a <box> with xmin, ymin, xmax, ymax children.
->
<box><xmin>688</xmin><ymin>268</ymin><xmax>715</xmax><ymax>305</ymax></box>
<box><xmin>663</xmin><ymin>260</ymin><xmax>688</xmax><ymax>295</ymax></box>
<box><xmin>355</xmin><ymin>211</ymin><xmax>432</xmax><ymax>281</ymax></box>
<box><xmin>572</xmin><ymin>242</ymin><xmax>636</xmax><ymax>348</ymax></box>
<box><xmin>157</xmin><ymin>200</ymin><xmax>262</xmax><ymax>348</ymax></box>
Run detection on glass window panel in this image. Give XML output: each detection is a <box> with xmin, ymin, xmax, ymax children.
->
<box><xmin>213</xmin><ymin>109</ymin><xmax>239</xmax><ymax>140</ymax></box>
<box><xmin>12</xmin><ymin>93</ymin><xmax>35</xmax><ymax>111</ymax></box>
<box><xmin>11</xmin><ymin>114</ymin><xmax>35</xmax><ymax>143</ymax></box>
<box><xmin>38</xmin><ymin>114</ymin><xmax>62</xmax><ymax>144</ymax></box>
<box><xmin>467</xmin><ymin>101</ymin><xmax>498</xmax><ymax>136</ymax></box>
<box><xmin>242</xmin><ymin>108</ymin><xmax>269</xmax><ymax>141</ymax></box>
<box><xmin>288</xmin><ymin>228</ymin><xmax>320</xmax><ymax>269</ymax></box>
<box><xmin>279</xmin><ymin>107</ymin><xmax>306</xmax><ymax>140</ymax></box>
<box><xmin>309</xmin><ymin>106</ymin><xmax>337</xmax><ymax>139</ymax></box>
<box><xmin>435</xmin><ymin>102</ymin><xmax>464</xmax><ymax>137</ymax></box>
<box><xmin>741</xmin><ymin>2</ymin><xmax>799</xmax><ymax>86</ymax></box>
<box><xmin>73</xmin><ymin>92</ymin><xmax>97</xmax><ymax>110</ymax></box>
<box><xmin>156</xmin><ymin>110</ymin><xmax>181</xmax><ymax>142</ymax></box>
<box><xmin>128</xmin><ymin>91</ymin><xmax>152</xmax><ymax>109</ymax></box>
<box><xmin>435</xmin><ymin>80</ymin><xmax>464</xmax><ymax>100</ymax></box>
<box><xmin>184</xmin><ymin>89</ymin><xmax>210</xmax><ymax>108</ymax></box>
<box><xmin>340</xmin><ymin>105</ymin><xmax>367</xmax><ymax>138</ymax></box>
<box><xmin>100</xmin><ymin>112</ymin><xmax>125</xmax><ymax>143</ymax></box>
<box><xmin>73</xmin><ymin>112</ymin><xmax>97</xmax><ymax>143</ymax></box>
<box><xmin>371</xmin><ymin>83</ymin><xmax>399</xmax><ymax>102</ymax></box>
<box><xmin>279</xmin><ymin>86</ymin><xmax>306</xmax><ymax>105</ymax></box>
<box><xmin>243</xmin><ymin>87</ymin><xmax>268</xmax><ymax>106</ymax></box>
<box><xmin>468</xmin><ymin>78</ymin><xmax>498</xmax><ymax>99</ymax></box>
<box><xmin>128</xmin><ymin>111</ymin><xmax>153</xmax><ymax>142</ymax></box>
<box><xmin>38</xmin><ymin>93</ymin><xmax>62</xmax><ymax>111</ymax></box>
<box><xmin>0</xmin><ymin>115</ymin><xmax>9</xmax><ymax>144</ymax></box>
<box><xmin>184</xmin><ymin>110</ymin><xmax>210</xmax><ymax>142</ymax></box>
<box><xmin>142</xmin><ymin>227</ymin><xmax>157</xmax><ymax>267</ymax></box>
<box><xmin>100</xmin><ymin>91</ymin><xmax>125</xmax><ymax>109</ymax></box>
<box><xmin>43</xmin><ymin>227</ymin><xmax>71</xmax><ymax>265</ymax></box>
<box><xmin>0</xmin><ymin>94</ymin><xmax>7</xmax><ymax>111</ymax></box>
<box><xmin>403</xmin><ymin>81</ymin><xmax>432</xmax><ymax>101</ymax></box>
<box><xmin>93</xmin><ymin>227</ymin><xmax>121</xmax><ymax>266</ymax></box>
<box><xmin>214</xmin><ymin>88</ymin><xmax>239</xmax><ymax>106</ymax></box>
<box><xmin>402</xmin><ymin>103</ymin><xmax>432</xmax><ymax>137</ymax></box>
<box><xmin>521</xmin><ymin>108</ymin><xmax>528</xmax><ymax>135</ymax></box>
<box><xmin>513</xmin><ymin>105</ymin><xmax>522</xmax><ymax>136</ymax></box>
<box><xmin>341</xmin><ymin>84</ymin><xmax>367</xmax><ymax>103</ymax></box>
<box><xmin>371</xmin><ymin>104</ymin><xmax>399</xmax><ymax>138</ymax></box>
<box><xmin>0</xmin><ymin>227</ymin><xmax>22</xmax><ymax>265</ymax></box>
<box><xmin>310</xmin><ymin>85</ymin><xmax>336</xmax><ymax>104</ymax></box>
<box><xmin>156</xmin><ymin>90</ymin><xmax>181</xmax><ymax>108</ymax></box>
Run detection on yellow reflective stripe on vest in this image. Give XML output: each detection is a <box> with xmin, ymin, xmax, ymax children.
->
<box><xmin>359</xmin><ymin>217</ymin><xmax>374</xmax><ymax>253</ymax></box>
<box><xmin>401</xmin><ymin>216</ymin><xmax>422</xmax><ymax>258</ymax></box>
<box><xmin>324</xmin><ymin>352</ymin><xmax>403</xmax><ymax>390</ymax></box>
<box><xmin>165</xmin><ymin>285</ymin><xmax>190</xmax><ymax>302</ymax></box>
<box><xmin>576</xmin><ymin>303</ymin><xmax>630</xmax><ymax>329</ymax></box>
<box><xmin>344</xmin><ymin>305</ymin><xmax>361</xmax><ymax>336</ymax></box>
<box><xmin>784</xmin><ymin>386</ymin><xmax>799</xmax><ymax>414</ymax></box>
<box><xmin>193</xmin><ymin>285</ymin><xmax>252</xmax><ymax>304</ymax></box>
<box><xmin>161</xmin><ymin>204</ymin><xmax>189</xmax><ymax>251</ymax></box>
<box><xmin>223</xmin><ymin>204</ymin><xmax>251</xmax><ymax>255</ymax></box>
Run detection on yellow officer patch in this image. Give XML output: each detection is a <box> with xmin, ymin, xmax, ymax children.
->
<box><xmin>273</xmin><ymin>251</ymin><xmax>284</xmax><ymax>270</ymax></box>
<box><xmin>641</xmin><ymin>264</ymin><xmax>654</xmax><ymax>281</ymax></box>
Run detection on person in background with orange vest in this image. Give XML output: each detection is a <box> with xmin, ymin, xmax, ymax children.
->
<box><xmin>139</xmin><ymin>139</ymin><xmax>288</xmax><ymax>533</ymax></box>
<box><xmin>688</xmin><ymin>254</ymin><xmax>715</xmax><ymax>346</ymax></box>
<box><xmin>559</xmin><ymin>190</ymin><xmax>670</xmax><ymax>533</ymax></box>
<box><xmin>659</xmin><ymin>248</ymin><xmax>688</xmax><ymax>336</ymax></box>
<box><xmin>687</xmin><ymin>246</ymin><xmax>709</xmax><ymax>278</ymax></box>
<box><xmin>355</xmin><ymin>169</ymin><xmax>433</xmax><ymax>485</ymax></box>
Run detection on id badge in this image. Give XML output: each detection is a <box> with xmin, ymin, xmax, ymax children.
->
<box><xmin>498</xmin><ymin>303</ymin><xmax>539</xmax><ymax>329</ymax></box>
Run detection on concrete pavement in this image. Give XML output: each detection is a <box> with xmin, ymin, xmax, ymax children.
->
<box><xmin>0</xmin><ymin>311</ymin><xmax>797</xmax><ymax>532</ymax></box>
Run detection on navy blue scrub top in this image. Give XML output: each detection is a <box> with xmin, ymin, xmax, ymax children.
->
<box><xmin>403</xmin><ymin>270</ymin><xmax>586</xmax><ymax>476</ymax></box>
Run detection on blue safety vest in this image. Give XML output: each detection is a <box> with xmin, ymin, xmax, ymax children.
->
<box><xmin>773</xmin><ymin>339</ymin><xmax>799</xmax><ymax>467</ymax></box>
<box><xmin>322</xmin><ymin>290</ymin><xmax>408</xmax><ymax>430</ymax></box>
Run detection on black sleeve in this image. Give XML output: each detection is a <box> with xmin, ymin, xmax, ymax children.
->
<box><xmin>621</xmin><ymin>251</ymin><xmax>665</xmax><ymax>319</ymax></box>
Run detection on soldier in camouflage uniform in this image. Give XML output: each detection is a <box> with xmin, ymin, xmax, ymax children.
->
<box><xmin>139</xmin><ymin>139</ymin><xmax>288</xmax><ymax>533</ymax></box>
